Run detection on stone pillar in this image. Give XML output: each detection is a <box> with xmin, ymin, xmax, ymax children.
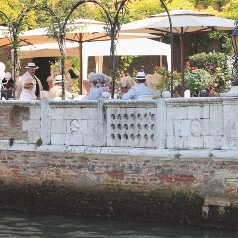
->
<box><xmin>156</xmin><ymin>98</ymin><xmax>166</xmax><ymax>149</ymax></box>
<box><xmin>97</xmin><ymin>99</ymin><xmax>107</xmax><ymax>146</ymax></box>
<box><xmin>41</xmin><ymin>99</ymin><xmax>52</xmax><ymax>145</ymax></box>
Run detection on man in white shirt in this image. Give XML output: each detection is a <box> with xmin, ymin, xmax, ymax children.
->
<box><xmin>122</xmin><ymin>72</ymin><xmax>154</xmax><ymax>100</ymax></box>
<box><xmin>16</xmin><ymin>62</ymin><xmax>43</xmax><ymax>99</ymax></box>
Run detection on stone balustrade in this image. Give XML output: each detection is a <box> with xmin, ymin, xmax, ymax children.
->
<box><xmin>1</xmin><ymin>97</ymin><xmax>238</xmax><ymax>151</ymax></box>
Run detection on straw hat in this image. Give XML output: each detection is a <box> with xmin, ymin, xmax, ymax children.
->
<box><xmin>54</xmin><ymin>75</ymin><xmax>67</xmax><ymax>84</ymax></box>
<box><xmin>136</xmin><ymin>72</ymin><xmax>146</xmax><ymax>80</ymax></box>
<box><xmin>25</xmin><ymin>62</ymin><xmax>39</xmax><ymax>69</ymax></box>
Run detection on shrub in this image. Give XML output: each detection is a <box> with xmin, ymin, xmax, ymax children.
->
<box><xmin>185</xmin><ymin>69</ymin><xmax>212</xmax><ymax>96</ymax></box>
<box><xmin>185</xmin><ymin>51</ymin><xmax>234</xmax><ymax>95</ymax></box>
<box><xmin>154</xmin><ymin>66</ymin><xmax>182</xmax><ymax>91</ymax></box>
<box><xmin>188</xmin><ymin>51</ymin><xmax>228</xmax><ymax>73</ymax></box>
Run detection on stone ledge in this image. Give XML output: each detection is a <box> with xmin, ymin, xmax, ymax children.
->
<box><xmin>1</xmin><ymin>141</ymin><xmax>238</xmax><ymax>161</ymax></box>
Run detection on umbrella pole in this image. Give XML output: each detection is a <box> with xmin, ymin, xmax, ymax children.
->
<box><xmin>170</xmin><ymin>31</ymin><xmax>173</xmax><ymax>97</ymax></box>
<box><xmin>13</xmin><ymin>47</ymin><xmax>18</xmax><ymax>99</ymax></box>
<box><xmin>79</xmin><ymin>34</ymin><xmax>83</xmax><ymax>95</ymax></box>
<box><xmin>181</xmin><ymin>29</ymin><xmax>185</xmax><ymax>97</ymax></box>
<box><xmin>160</xmin><ymin>0</ymin><xmax>173</xmax><ymax>97</ymax></box>
<box><xmin>159</xmin><ymin>38</ymin><xmax>163</xmax><ymax>67</ymax></box>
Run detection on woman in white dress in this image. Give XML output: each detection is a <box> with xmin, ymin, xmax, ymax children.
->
<box><xmin>19</xmin><ymin>78</ymin><xmax>36</xmax><ymax>100</ymax></box>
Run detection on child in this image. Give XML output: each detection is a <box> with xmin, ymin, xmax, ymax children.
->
<box><xmin>88</xmin><ymin>72</ymin><xmax>111</xmax><ymax>100</ymax></box>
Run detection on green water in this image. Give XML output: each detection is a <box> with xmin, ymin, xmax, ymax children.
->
<box><xmin>0</xmin><ymin>210</ymin><xmax>237</xmax><ymax>237</ymax></box>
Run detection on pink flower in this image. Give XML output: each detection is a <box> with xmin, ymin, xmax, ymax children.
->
<box><xmin>186</xmin><ymin>61</ymin><xmax>190</xmax><ymax>66</ymax></box>
<box><xmin>210</xmin><ymin>66</ymin><xmax>213</xmax><ymax>69</ymax></box>
<box><xmin>191</xmin><ymin>67</ymin><xmax>195</xmax><ymax>70</ymax></box>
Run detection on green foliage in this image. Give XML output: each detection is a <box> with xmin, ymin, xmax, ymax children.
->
<box><xmin>167</xmin><ymin>0</ymin><xmax>196</xmax><ymax>10</ymax></box>
<box><xmin>188</xmin><ymin>51</ymin><xmax>228</xmax><ymax>71</ymax></box>
<box><xmin>38</xmin><ymin>0</ymin><xmax>91</xmax><ymax>28</ymax></box>
<box><xmin>9</xmin><ymin>138</ymin><xmax>14</xmax><ymax>147</ymax></box>
<box><xmin>93</xmin><ymin>0</ymin><xmax>130</xmax><ymax>32</ymax></box>
<box><xmin>185</xmin><ymin>51</ymin><xmax>234</xmax><ymax>94</ymax></box>
<box><xmin>35</xmin><ymin>138</ymin><xmax>42</xmax><ymax>148</ymax></box>
<box><xmin>154</xmin><ymin>66</ymin><xmax>182</xmax><ymax>91</ymax></box>
<box><xmin>219</xmin><ymin>0</ymin><xmax>238</xmax><ymax>20</ymax></box>
<box><xmin>119</xmin><ymin>55</ymin><xmax>137</xmax><ymax>73</ymax></box>
<box><xmin>126</xmin><ymin>0</ymin><xmax>163</xmax><ymax>22</ymax></box>
<box><xmin>0</xmin><ymin>0</ymin><xmax>40</xmax><ymax>32</ymax></box>
<box><xmin>185</xmin><ymin>69</ymin><xmax>212</xmax><ymax>95</ymax></box>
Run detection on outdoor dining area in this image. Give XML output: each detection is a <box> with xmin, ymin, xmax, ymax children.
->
<box><xmin>0</xmin><ymin>0</ymin><xmax>238</xmax><ymax>100</ymax></box>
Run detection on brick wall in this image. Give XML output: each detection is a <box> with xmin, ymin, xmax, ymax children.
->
<box><xmin>0</xmin><ymin>105</ymin><xmax>29</xmax><ymax>141</ymax></box>
<box><xmin>0</xmin><ymin>148</ymin><xmax>238</xmax><ymax>200</ymax></box>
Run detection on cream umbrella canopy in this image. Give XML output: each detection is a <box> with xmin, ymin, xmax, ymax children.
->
<box><xmin>121</xmin><ymin>9</ymin><xmax>236</xmax><ymax>96</ymax></box>
<box><xmin>0</xmin><ymin>19</ymin><xmax>108</xmax><ymax>47</ymax></box>
<box><xmin>0</xmin><ymin>19</ymin><xmax>109</xmax><ymax>94</ymax></box>
<box><xmin>3</xmin><ymin>18</ymin><xmax>157</xmax><ymax>94</ymax></box>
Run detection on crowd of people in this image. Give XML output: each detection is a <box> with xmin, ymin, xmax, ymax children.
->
<box><xmin>3</xmin><ymin>61</ymin><xmax>156</xmax><ymax>101</ymax></box>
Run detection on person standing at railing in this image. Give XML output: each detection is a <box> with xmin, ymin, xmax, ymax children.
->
<box><xmin>122</xmin><ymin>72</ymin><xmax>154</xmax><ymax>100</ymax></box>
<box><xmin>16</xmin><ymin>62</ymin><xmax>43</xmax><ymax>100</ymax></box>
<box><xmin>19</xmin><ymin>78</ymin><xmax>36</xmax><ymax>101</ymax></box>
<box><xmin>88</xmin><ymin>72</ymin><xmax>111</xmax><ymax>100</ymax></box>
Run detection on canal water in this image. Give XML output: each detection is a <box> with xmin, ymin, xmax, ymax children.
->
<box><xmin>0</xmin><ymin>210</ymin><xmax>237</xmax><ymax>238</ymax></box>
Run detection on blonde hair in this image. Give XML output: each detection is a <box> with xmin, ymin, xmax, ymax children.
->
<box><xmin>24</xmin><ymin>78</ymin><xmax>34</xmax><ymax>89</ymax></box>
<box><xmin>24</xmin><ymin>84</ymin><xmax>33</xmax><ymax>90</ymax></box>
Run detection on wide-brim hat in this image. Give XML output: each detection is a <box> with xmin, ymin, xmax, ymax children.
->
<box><xmin>88</xmin><ymin>72</ymin><xmax>111</xmax><ymax>83</ymax></box>
<box><xmin>25</xmin><ymin>62</ymin><xmax>39</xmax><ymax>69</ymax></box>
<box><xmin>101</xmin><ymin>73</ymin><xmax>111</xmax><ymax>83</ymax></box>
<box><xmin>136</xmin><ymin>72</ymin><xmax>146</xmax><ymax>80</ymax></box>
<box><xmin>54</xmin><ymin>75</ymin><xmax>67</xmax><ymax>84</ymax></box>
<box><xmin>88</xmin><ymin>72</ymin><xmax>102</xmax><ymax>83</ymax></box>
